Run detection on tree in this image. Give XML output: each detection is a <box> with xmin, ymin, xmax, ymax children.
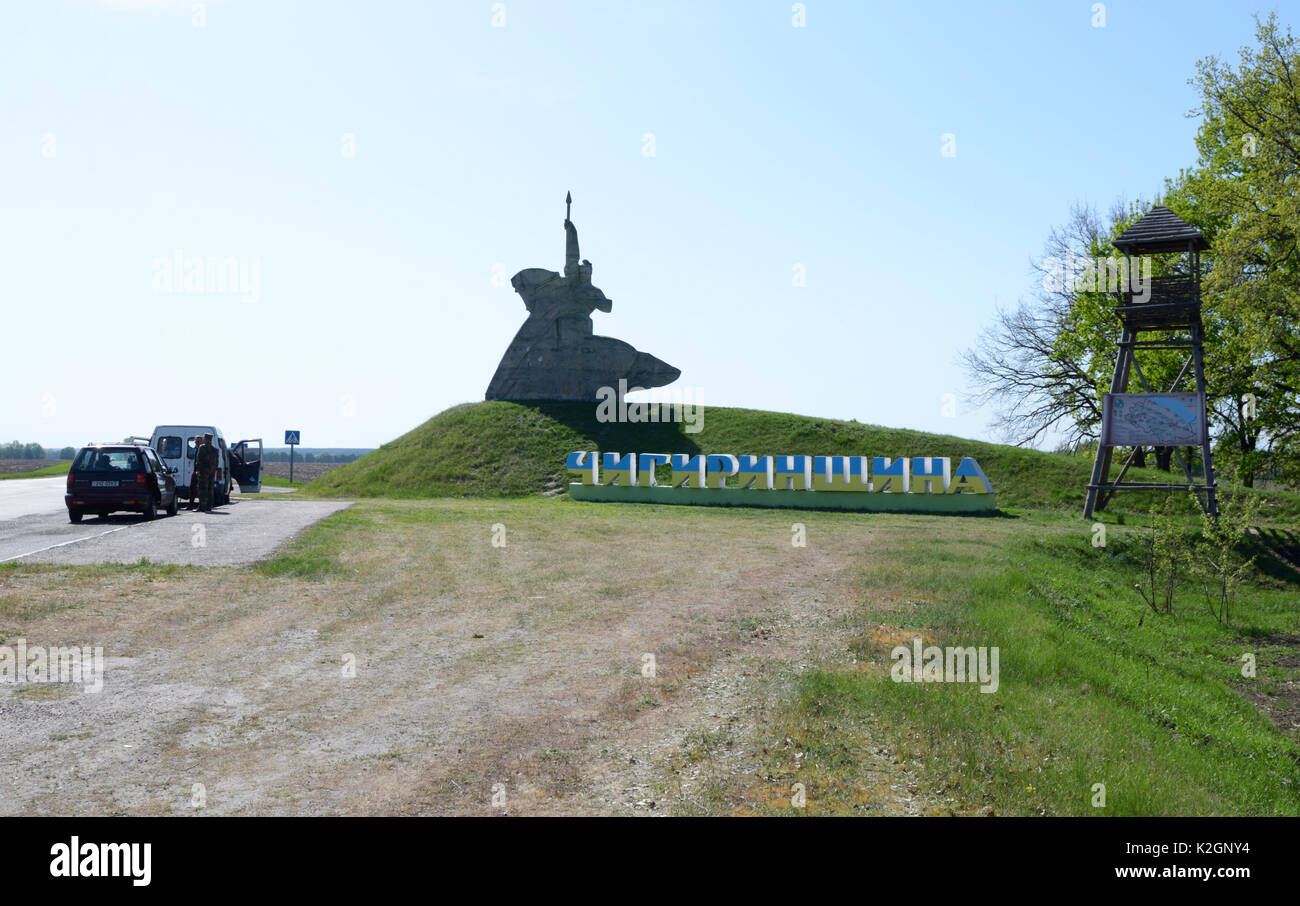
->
<box><xmin>1185</xmin><ymin>12</ymin><xmax>1300</xmax><ymax>484</ymax></box>
<box><xmin>961</xmin><ymin>203</ymin><xmax>1115</xmax><ymax>448</ymax></box>
<box><xmin>962</xmin><ymin>201</ymin><xmax>1191</xmax><ymax>459</ymax></box>
<box><xmin>59</xmin><ymin>447</ymin><xmax>76</xmax><ymax>460</ymax></box>
<box><xmin>966</xmin><ymin>14</ymin><xmax>1300</xmax><ymax>486</ymax></box>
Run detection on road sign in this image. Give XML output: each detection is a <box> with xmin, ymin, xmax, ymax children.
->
<box><xmin>284</xmin><ymin>431</ymin><xmax>301</xmax><ymax>484</ymax></box>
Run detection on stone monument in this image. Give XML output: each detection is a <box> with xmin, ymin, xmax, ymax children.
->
<box><xmin>485</xmin><ymin>193</ymin><xmax>681</xmax><ymax>401</ymax></box>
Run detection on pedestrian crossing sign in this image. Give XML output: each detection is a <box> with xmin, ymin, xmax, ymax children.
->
<box><xmin>285</xmin><ymin>431</ymin><xmax>300</xmax><ymax>445</ymax></box>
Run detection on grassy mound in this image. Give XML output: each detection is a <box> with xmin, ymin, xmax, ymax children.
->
<box><xmin>305</xmin><ymin>401</ymin><xmax>1300</xmax><ymax>515</ymax></box>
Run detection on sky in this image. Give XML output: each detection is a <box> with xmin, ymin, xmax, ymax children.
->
<box><xmin>0</xmin><ymin>0</ymin><xmax>1276</xmax><ymax>449</ymax></box>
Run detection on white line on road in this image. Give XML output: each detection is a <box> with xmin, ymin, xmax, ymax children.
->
<box><xmin>0</xmin><ymin>523</ymin><xmax>136</xmax><ymax>563</ymax></box>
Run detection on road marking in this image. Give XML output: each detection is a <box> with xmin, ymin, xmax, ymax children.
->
<box><xmin>0</xmin><ymin>523</ymin><xmax>137</xmax><ymax>563</ymax></box>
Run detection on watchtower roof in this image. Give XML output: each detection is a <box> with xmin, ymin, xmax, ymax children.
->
<box><xmin>1112</xmin><ymin>205</ymin><xmax>1209</xmax><ymax>254</ymax></box>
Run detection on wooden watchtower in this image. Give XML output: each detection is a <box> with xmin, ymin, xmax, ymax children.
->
<box><xmin>1083</xmin><ymin>206</ymin><xmax>1217</xmax><ymax>519</ymax></box>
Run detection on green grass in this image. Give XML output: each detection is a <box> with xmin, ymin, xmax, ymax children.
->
<box><xmin>245</xmin><ymin>495</ymin><xmax>1300</xmax><ymax>815</ymax></box>
<box><xmin>768</xmin><ymin>509</ymin><xmax>1300</xmax><ymax>816</ymax></box>
<box><xmin>254</xmin><ymin>507</ymin><xmax>370</xmax><ymax>579</ymax></box>
<box><xmin>305</xmin><ymin>401</ymin><xmax>1300</xmax><ymax>518</ymax></box>
<box><xmin>13</xmin><ymin>400</ymin><xmax>1298</xmax><ymax>816</ymax></box>
<box><xmin>0</xmin><ymin>461</ymin><xmax>70</xmax><ymax>480</ymax></box>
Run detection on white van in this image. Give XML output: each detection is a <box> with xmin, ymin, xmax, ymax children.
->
<box><xmin>149</xmin><ymin>425</ymin><xmax>263</xmax><ymax>504</ymax></box>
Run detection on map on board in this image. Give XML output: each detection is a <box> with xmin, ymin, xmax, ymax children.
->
<box><xmin>1101</xmin><ymin>392</ymin><xmax>1207</xmax><ymax>447</ymax></box>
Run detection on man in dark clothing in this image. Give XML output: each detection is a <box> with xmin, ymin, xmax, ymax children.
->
<box><xmin>195</xmin><ymin>433</ymin><xmax>219</xmax><ymax>513</ymax></box>
<box><xmin>186</xmin><ymin>440</ymin><xmax>200</xmax><ymax>510</ymax></box>
<box><xmin>186</xmin><ymin>437</ymin><xmax>202</xmax><ymax>510</ymax></box>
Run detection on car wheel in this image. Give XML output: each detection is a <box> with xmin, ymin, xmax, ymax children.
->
<box><xmin>166</xmin><ymin>493</ymin><xmax>178</xmax><ymax>517</ymax></box>
<box><xmin>142</xmin><ymin>498</ymin><xmax>157</xmax><ymax>520</ymax></box>
<box><xmin>68</xmin><ymin>510</ymin><xmax>83</xmax><ymax>524</ymax></box>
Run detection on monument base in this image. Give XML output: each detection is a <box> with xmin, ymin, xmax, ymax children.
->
<box><xmin>567</xmin><ymin>484</ymin><xmax>996</xmax><ymax>513</ymax></box>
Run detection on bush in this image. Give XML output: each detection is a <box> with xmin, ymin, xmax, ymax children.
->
<box><xmin>1133</xmin><ymin>495</ymin><xmax>1193</xmax><ymax>619</ymax></box>
<box><xmin>1189</xmin><ymin>488</ymin><xmax>1260</xmax><ymax>626</ymax></box>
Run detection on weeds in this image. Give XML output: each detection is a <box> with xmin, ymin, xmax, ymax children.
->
<box><xmin>1133</xmin><ymin>496</ymin><xmax>1192</xmax><ymax>620</ymax></box>
<box><xmin>1130</xmin><ymin>489</ymin><xmax>1261</xmax><ymax>627</ymax></box>
<box><xmin>1189</xmin><ymin>489</ymin><xmax>1260</xmax><ymax>626</ymax></box>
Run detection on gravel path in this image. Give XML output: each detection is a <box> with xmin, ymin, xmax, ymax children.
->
<box><xmin>0</xmin><ymin>500</ymin><xmax>937</xmax><ymax>816</ymax></box>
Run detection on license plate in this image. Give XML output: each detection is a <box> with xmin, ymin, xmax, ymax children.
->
<box><xmin>91</xmin><ymin>480</ymin><xmax>118</xmax><ymax>487</ymax></box>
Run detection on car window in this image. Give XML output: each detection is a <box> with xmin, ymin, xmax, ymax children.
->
<box><xmin>144</xmin><ymin>449</ymin><xmax>162</xmax><ymax>471</ymax></box>
<box><xmin>186</xmin><ymin>437</ymin><xmax>197</xmax><ymax>460</ymax></box>
<box><xmin>156</xmin><ymin>436</ymin><xmax>182</xmax><ymax>459</ymax></box>
<box><xmin>74</xmin><ymin>449</ymin><xmax>141</xmax><ymax>472</ymax></box>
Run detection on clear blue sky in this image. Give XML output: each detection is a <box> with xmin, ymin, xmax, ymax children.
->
<box><xmin>0</xmin><ymin>0</ymin><xmax>1275</xmax><ymax>449</ymax></box>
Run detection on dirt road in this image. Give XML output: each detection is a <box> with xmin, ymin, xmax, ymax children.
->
<box><xmin>0</xmin><ymin>499</ymin><xmax>932</xmax><ymax>816</ymax></box>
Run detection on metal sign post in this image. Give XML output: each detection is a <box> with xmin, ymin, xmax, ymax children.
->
<box><xmin>285</xmin><ymin>430</ymin><xmax>301</xmax><ymax>485</ymax></box>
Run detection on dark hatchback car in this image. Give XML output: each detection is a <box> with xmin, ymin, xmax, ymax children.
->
<box><xmin>65</xmin><ymin>444</ymin><xmax>179</xmax><ymax>523</ymax></box>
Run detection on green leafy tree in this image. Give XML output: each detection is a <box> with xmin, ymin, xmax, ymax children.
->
<box><xmin>1185</xmin><ymin>12</ymin><xmax>1300</xmax><ymax>483</ymax></box>
<box><xmin>0</xmin><ymin>441</ymin><xmax>44</xmax><ymax>459</ymax></box>
<box><xmin>967</xmin><ymin>15</ymin><xmax>1300</xmax><ymax>486</ymax></box>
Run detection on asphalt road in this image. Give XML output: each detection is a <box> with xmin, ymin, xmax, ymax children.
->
<box><xmin>0</xmin><ymin>479</ymin><xmax>350</xmax><ymax>566</ymax></box>
<box><xmin>0</xmin><ymin>477</ymin><xmax>67</xmax><ymax>520</ymax></box>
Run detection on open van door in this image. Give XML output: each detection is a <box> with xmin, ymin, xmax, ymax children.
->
<box><xmin>230</xmin><ymin>439</ymin><xmax>263</xmax><ymax>493</ymax></box>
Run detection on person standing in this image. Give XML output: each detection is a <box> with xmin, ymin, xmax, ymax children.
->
<box><xmin>194</xmin><ymin>433</ymin><xmax>219</xmax><ymax>513</ymax></box>
<box><xmin>187</xmin><ymin>437</ymin><xmax>202</xmax><ymax>510</ymax></box>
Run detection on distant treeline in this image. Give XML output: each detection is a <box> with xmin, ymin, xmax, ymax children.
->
<box><xmin>0</xmin><ymin>441</ymin><xmax>77</xmax><ymax>460</ymax></box>
<box><xmin>1</xmin><ymin>443</ymin><xmax>372</xmax><ymax>463</ymax></box>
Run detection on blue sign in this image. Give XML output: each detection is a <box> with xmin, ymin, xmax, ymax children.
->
<box><xmin>284</xmin><ymin>430</ymin><xmax>301</xmax><ymax>445</ymax></box>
